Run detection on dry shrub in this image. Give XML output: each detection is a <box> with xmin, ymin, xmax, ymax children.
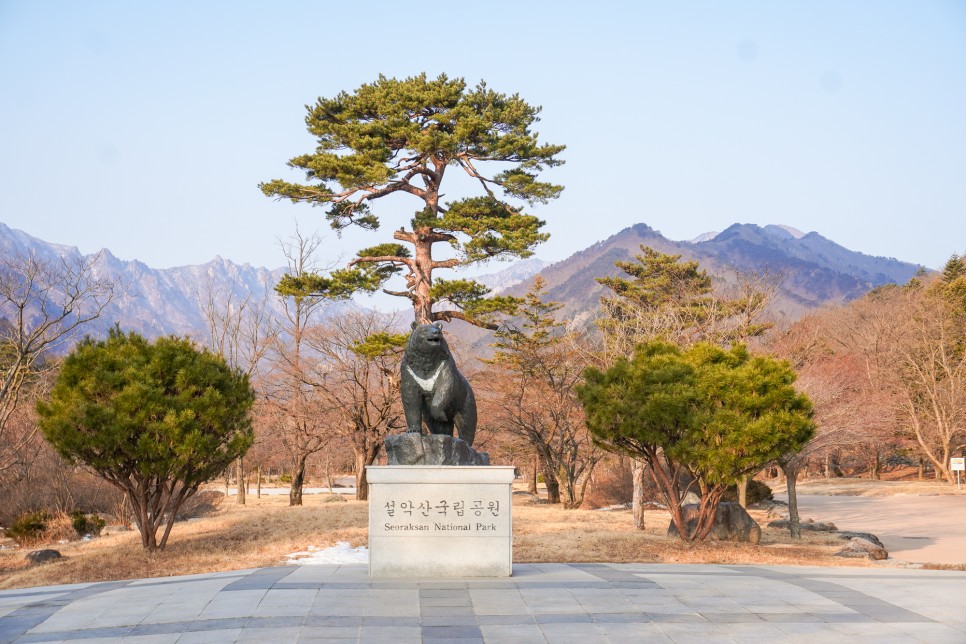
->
<box><xmin>0</xmin><ymin>442</ymin><xmax>125</xmax><ymax>526</ymax></box>
<box><xmin>42</xmin><ymin>511</ymin><xmax>80</xmax><ymax>544</ymax></box>
<box><xmin>177</xmin><ymin>490</ymin><xmax>225</xmax><ymax>520</ymax></box>
<box><xmin>5</xmin><ymin>510</ymin><xmax>81</xmax><ymax>548</ymax></box>
<box><xmin>583</xmin><ymin>458</ymin><xmax>634</xmax><ymax>509</ymax></box>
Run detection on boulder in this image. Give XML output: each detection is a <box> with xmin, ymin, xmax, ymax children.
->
<box><xmin>25</xmin><ymin>549</ymin><xmax>62</xmax><ymax>564</ymax></box>
<box><xmin>667</xmin><ymin>502</ymin><xmax>762</xmax><ymax>544</ymax></box>
<box><xmin>834</xmin><ymin>537</ymin><xmax>888</xmax><ymax>561</ymax></box>
<box><xmin>681</xmin><ymin>491</ymin><xmax>702</xmax><ymax>506</ymax></box>
<box><xmin>385</xmin><ymin>433</ymin><xmax>489</xmax><ymax>466</ymax></box>
<box><xmin>767</xmin><ymin>519</ymin><xmax>838</xmax><ymax>532</ymax></box>
<box><xmin>837</xmin><ymin>531</ymin><xmax>884</xmax><ymax>548</ymax></box>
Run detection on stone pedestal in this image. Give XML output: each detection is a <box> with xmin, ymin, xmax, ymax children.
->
<box><xmin>367</xmin><ymin>466</ymin><xmax>514</xmax><ymax>577</ymax></box>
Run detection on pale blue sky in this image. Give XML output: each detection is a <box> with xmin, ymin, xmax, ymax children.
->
<box><xmin>1</xmin><ymin>1</ymin><xmax>964</xmax><ymax>272</ymax></box>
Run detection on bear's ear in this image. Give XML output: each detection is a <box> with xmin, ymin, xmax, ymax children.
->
<box><xmin>433</xmin><ymin>321</ymin><xmax>443</xmax><ymax>330</ymax></box>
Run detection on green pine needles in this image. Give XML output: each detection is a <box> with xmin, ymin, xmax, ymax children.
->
<box><xmin>37</xmin><ymin>330</ymin><xmax>255</xmax><ymax>551</ymax></box>
<box><xmin>578</xmin><ymin>341</ymin><xmax>815</xmax><ymax>541</ymax></box>
<box><xmin>261</xmin><ymin>73</ymin><xmax>565</xmax><ymax>329</ymax></box>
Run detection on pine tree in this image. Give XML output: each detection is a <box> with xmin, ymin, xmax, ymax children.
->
<box><xmin>261</xmin><ymin>73</ymin><xmax>565</xmax><ymax>329</ymax></box>
<box><xmin>596</xmin><ymin>246</ymin><xmax>772</xmax><ymax>357</ymax></box>
<box><xmin>578</xmin><ymin>341</ymin><xmax>814</xmax><ymax>541</ymax></box>
<box><xmin>37</xmin><ymin>330</ymin><xmax>254</xmax><ymax>551</ymax></box>
<box><xmin>488</xmin><ymin>278</ymin><xmax>602</xmax><ymax>507</ymax></box>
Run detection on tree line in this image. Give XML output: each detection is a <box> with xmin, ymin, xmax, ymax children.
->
<box><xmin>3</xmin><ymin>73</ymin><xmax>963</xmax><ymax>553</ymax></box>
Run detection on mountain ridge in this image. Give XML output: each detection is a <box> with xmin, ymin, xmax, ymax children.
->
<box><xmin>0</xmin><ymin>221</ymin><xmax>926</xmax><ymax>351</ymax></box>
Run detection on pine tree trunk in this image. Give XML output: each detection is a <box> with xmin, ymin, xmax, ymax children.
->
<box><xmin>632</xmin><ymin>459</ymin><xmax>646</xmax><ymax>530</ymax></box>
<box><xmin>918</xmin><ymin>458</ymin><xmax>924</xmax><ymax>481</ymax></box>
<box><xmin>257</xmin><ymin>465</ymin><xmax>262</xmax><ymax>499</ymax></box>
<box><xmin>781</xmin><ymin>460</ymin><xmax>802</xmax><ymax>540</ymax></box>
<box><xmin>737</xmin><ymin>474</ymin><xmax>749</xmax><ymax>508</ymax></box>
<box><xmin>290</xmin><ymin>456</ymin><xmax>306</xmax><ymax>506</ymax></box>
<box><xmin>413</xmin><ymin>233</ymin><xmax>435</xmax><ymax>324</ymax></box>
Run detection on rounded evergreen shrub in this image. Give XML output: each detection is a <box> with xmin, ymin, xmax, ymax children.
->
<box><xmin>70</xmin><ymin>511</ymin><xmax>106</xmax><ymax>537</ymax></box>
<box><xmin>723</xmin><ymin>480</ymin><xmax>774</xmax><ymax>505</ymax></box>
<box><xmin>7</xmin><ymin>510</ymin><xmax>50</xmax><ymax>546</ymax></box>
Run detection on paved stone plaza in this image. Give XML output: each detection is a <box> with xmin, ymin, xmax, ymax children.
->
<box><xmin>1</xmin><ymin>563</ymin><xmax>964</xmax><ymax>643</ymax></box>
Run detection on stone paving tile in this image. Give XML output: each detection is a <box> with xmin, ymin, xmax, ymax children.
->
<box><xmin>421</xmin><ymin>624</ymin><xmax>483</xmax><ymax>638</ymax></box>
<box><xmin>184</xmin><ymin>618</ymin><xmax>249</xmax><ymax>632</ymax></box>
<box><xmin>236</xmin><ymin>626</ymin><xmax>301</xmax><ymax>642</ymax></box>
<box><xmin>532</xmin><ymin>613</ymin><xmax>595</xmax><ymax>625</ymax></box>
<box><xmin>537</xmin><ymin>622</ymin><xmax>609</xmax><ymax>644</ymax></box>
<box><xmin>420</xmin><ymin>615</ymin><xmax>477</xmax><ymax>627</ymax></box>
<box><xmin>589</xmin><ymin>613</ymin><xmax>651</xmax><ymax>624</ymax></box>
<box><xmin>420</xmin><ymin>606</ymin><xmax>477</xmax><ymax>616</ymax></box>
<box><xmin>479</xmin><ymin>623</ymin><xmax>548</xmax><ymax>641</ymax></box>
<box><xmin>421</xmin><ymin>597</ymin><xmax>473</xmax><ymax>607</ymax></box>
<box><xmin>295</xmin><ymin>625</ymin><xmax>361</xmax><ymax>639</ymax></box>
<box><xmin>302</xmin><ymin>615</ymin><xmax>363</xmax><ymax>627</ymax></box>
<box><xmin>358</xmin><ymin>625</ymin><xmax>421</xmax><ymax>638</ymax></box>
<box><xmin>475</xmin><ymin>615</ymin><xmax>537</xmax><ymax>626</ymax></box>
<box><xmin>120</xmin><ymin>634</ymin><xmax>182</xmax><ymax>643</ymax></box>
<box><xmin>594</xmin><ymin>622</ymin><xmax>672</xmax><ymax>641</ymax></box>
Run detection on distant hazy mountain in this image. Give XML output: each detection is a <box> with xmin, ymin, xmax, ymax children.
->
<box><xmin>0</xmin><ymin>222</ymin><xmax>327</xmax><ymax>346</ymax></box>
<box><xmin>474</xmin><ymin>258</ymin><xmax>548</xmax><ymax>293</ymax></box>
<box><xmin>504</xmin><ymin>222</ymin><xmax>924</xmax><ymax>328</ymax></box>
<box><xmin>1</xmin><ymin>221</ymin><xmax>926</xmax><ymax>355</ymax></box>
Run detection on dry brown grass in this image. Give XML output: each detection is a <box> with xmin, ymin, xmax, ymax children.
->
<box><xmin>0</xmin><ymin>490</ymin><xmax>872</xmax><ymax>591</ymax></box>
<box><xmin>511</xmin><ymin>500</ymin><xmax>866</xmax><ymax>567</ymax></box>
<box><xmin>0</xmin><ymin>493</ymin><xmax>368</xmax><ymax>590</ymax></box>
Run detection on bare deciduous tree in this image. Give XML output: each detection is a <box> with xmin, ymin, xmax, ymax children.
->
<box><xmin>0</xmin><ymin>251</ymin><xmax>115</xmax><ymax>475</ymax></box>
<box><xmin>264</xmin><ymin>230</ymin><xmax>332</xmax><ymax>506</ymax></box>
<box><xmin>307</xmin><ymin>311</ymin><xmax>406</xmax><ymax>501</ymax></box>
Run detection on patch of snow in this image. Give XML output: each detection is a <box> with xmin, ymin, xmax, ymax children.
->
<box><xmin>595</xmin><ymin>503</ymin><xmax>632</xmax><ymax>511</ymax></box>
<box><xmin>770</xmin><ymin>224</ymin><xmax>806</xmax><ymax>239</ymax></box>
<box><xmin>284</xmin><ymin>541</ymin><xmax>369</xmax><ymax>565</ymax></box>
<box><xmin>689</xmin><ymin>231</ymin><xmax>720</xmax><ymax>244</ymax></box>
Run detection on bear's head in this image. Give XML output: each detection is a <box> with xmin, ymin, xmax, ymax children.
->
<box><xmin>406</xmin><ymin>322</ymin><xmax>449</xmax><ymax>367</ymax></box>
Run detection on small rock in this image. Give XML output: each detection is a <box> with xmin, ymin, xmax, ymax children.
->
<box><xmin>834</xmin><ymin>537</ymin><xmax>888</xmax><ymax>561</ymax></box>
<box><xmin>26</xmin><ymin>549</ymin><xmax>62</xmax><ymax>564</ymax></box>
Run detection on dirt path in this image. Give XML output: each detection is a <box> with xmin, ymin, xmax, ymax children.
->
<box><xmin>790</xmin><ymin>494</ymin><xmax>966</xmax><ymax>565</ymax></box>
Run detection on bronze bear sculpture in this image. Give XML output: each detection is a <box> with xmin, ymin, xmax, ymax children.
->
<box><xmin>400</xmin><ymin>322</ymin><xmax>477</xmax><ymax>446</ymax></box>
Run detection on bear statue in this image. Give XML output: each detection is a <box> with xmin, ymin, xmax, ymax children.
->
<box><xmin>400</xmin><ymin>322</ymin><xmax>477</xmax><ymax>446</ymax></box>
